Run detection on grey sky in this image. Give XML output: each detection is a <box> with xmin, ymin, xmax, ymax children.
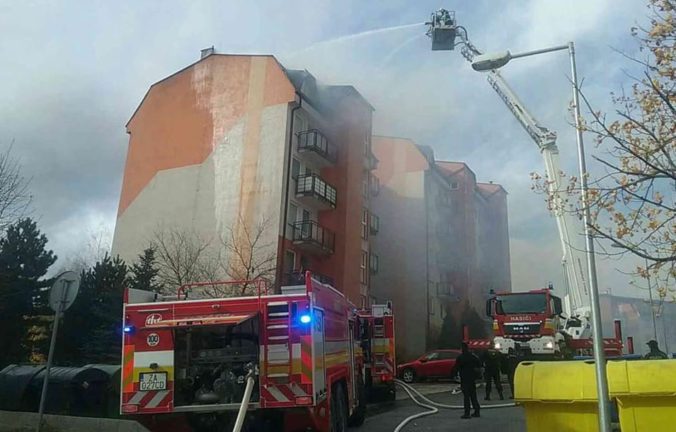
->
<box><xmin>0</xmin><ymin>0</ymin><xmax>649</xmax><ymax>297</ymax></box>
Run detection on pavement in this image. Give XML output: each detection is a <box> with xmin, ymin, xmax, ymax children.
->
<box><xmin>356</xmin><ymin>382</ymin><xmax>526</xmax><ymax>432</ymax></box>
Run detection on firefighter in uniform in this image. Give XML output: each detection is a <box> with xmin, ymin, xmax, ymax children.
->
<box><xmin>483</xmin><ymin>348</ymin><xmax>504</xmax><ymax>400</ymax></box>
<box><xmin>451</xmin><ymin>343</ymin><xmax>482</xmax><ymax>419</ymax></box>
<box><xmin>644</xmin><ymin>340</ymin><xmax>668</xmax><ymax>359</ymax></box>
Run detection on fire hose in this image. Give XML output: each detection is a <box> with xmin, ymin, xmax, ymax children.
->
<box><xmin>393</xmin><ymin>379</ymin><xmax>516</xmax><ymax>431</ymax></box>
<box><xmin>232</xmin><ymin>366</ymin><xmax>256</xmax><ymax>432</ymax></box>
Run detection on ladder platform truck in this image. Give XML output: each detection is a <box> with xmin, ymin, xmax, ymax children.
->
<box><xmin>426</xmin><ymin>10</ymin><xmax>630</xmax><ymax>360</ymax></box>
<box><xmin>120</xmin><ymin>272</ymin><xmax>368</xmax><ymax>432</ymax></box>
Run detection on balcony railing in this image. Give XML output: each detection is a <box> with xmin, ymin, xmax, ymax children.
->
<box><xmin>283</xmin><ymin>271</ymin><xmax>335</xmax><ymax>287</ymax></box>
<box><xmin>297</xmin><ymin>129</ymin><xmax>337</xmax><ymax>165</ymax></box>
<box><xmin>292</xmin><ymin>220</ymin><xmax>335</xmax><ymax>254</ymax></box>
<box><xmin>296</xmin><ymin>174</ymin><xmax>337</xmax><ymax>209</ymax></box>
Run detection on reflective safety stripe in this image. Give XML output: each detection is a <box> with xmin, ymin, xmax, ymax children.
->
<box><xmin>122</xmin><ymin>345</ymin><xmax>134</xmax><ymax>392</ymax></box>
<box><xmin>146</xmin><ymin>390</ymin><xmax>169</xmax><ymax>408</ymax></box>
<box><xmin>266</xmin><ymin>386</ymin><xmax>290</xmax><ymax>402</ymax></box>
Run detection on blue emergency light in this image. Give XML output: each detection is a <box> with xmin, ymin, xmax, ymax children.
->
<box><xmin>123</xmin><ymin>325</ymin><xmax>135</xmax><ymax>334</ymax></box>
<box><xmin>299</xmin><ymin>314</ymin><xmax>312</xmax><ymax>324</ymax></box>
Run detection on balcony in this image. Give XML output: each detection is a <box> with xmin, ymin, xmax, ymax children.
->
<box><xmin>297</xmin><ymin>129</ymin><xmax>337</xmax><ymax>167</ymax></box>
<box><xmin>295</xmin><ymin>174</ymin><xmax>337</xmax><ymax>210</ymax></box>
<box><xmin>292</xmin><ymin>220</ymin><xmax>335</xmax><ymax>255</ymax></box>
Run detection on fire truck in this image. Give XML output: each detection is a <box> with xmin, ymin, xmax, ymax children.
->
<box><xmin>464</xmin><ymin>288</ymin><xmax>624</xmax><ymax>358</ymax></box>
<box><xmin>120</xmin><ymin>272</ymin><xmax>368</xmax><ymax>432</ymax></box>
<box><xmin>357</xmin><ymin>303</ymin><xmax>396</xmax><ymax>401</ymax></box>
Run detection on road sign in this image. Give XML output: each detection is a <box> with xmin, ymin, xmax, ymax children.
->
<box><xmin>49</xmin><ymin>271</ymin><xmax>80</xmax><ymax>312</ymax></box>
<box><xmin>38</xmin><ymin>270</ymin><xmax>80</xmax><ymax>431</ymax></box>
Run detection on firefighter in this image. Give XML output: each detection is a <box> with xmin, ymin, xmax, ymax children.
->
<box><xmin>644</xmin><ymin>340</ymin><xmax>668</xmax><ymax>359</ymax></box>
<box><xmin>483</xmin><ymin>348</ymin><xmax>504</xmax><ymax>400</ymax></box>
<box><xmin>451</xmin><ymin>342</ymin><xmax>481</xmax><ymax>419</ymax></box>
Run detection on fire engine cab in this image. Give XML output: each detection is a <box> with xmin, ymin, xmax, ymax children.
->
<box><xmin>120</xmin><ymin>272</ymin><xmax>368</xmax><ymax>432</ymax></box>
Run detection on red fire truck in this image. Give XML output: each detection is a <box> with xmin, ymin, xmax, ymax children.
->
<box><xmin>464</xmin><ymin>289</ymin><xmax>624</xmax><ymax>359</ymax></box>
<box><xmin>120</xmin><ymin>272</ymin><xmax>367</xmax><ymax>432</ymax></box>
<box><xmin>357</xmin><ymin>303</ymin><xmax>396</xmax><ymax>401</ymax></box>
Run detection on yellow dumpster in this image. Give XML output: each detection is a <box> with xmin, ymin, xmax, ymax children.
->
<box><xmin>607</xmin><ymin>359</ymin><xmax>676</xmax><ymax>432</ymax></box>
<box><xmin>515</xmin><ymin>360</ymin><xmax>602</xmax><ymax>432</ymax></box>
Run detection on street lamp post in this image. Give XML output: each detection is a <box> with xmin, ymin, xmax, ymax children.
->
<box><xmin>472</xmin><ymin>43</ymin><xmax>612</xmax><ymax>432</ymax></box>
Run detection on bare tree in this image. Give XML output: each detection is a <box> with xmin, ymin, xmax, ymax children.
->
<box><xmin>58</xmin><ymin>227</ymin><xmax>113</xmax><ymax>274</ymax></box>
<box><xmin>533</xmin><ymin>0</ymin><xmax>675</xmax><ymax>299</ymax></box>
<box><xmin>0</xmin><ymin>144</ymin><xmax>31</xmax><ymax>230</ymax></box>
<box><xmin>151</xmin><ymin>226</ymin><xmax>215</xmax><ymax>293</ymax></box>
<box><xmin>218</xmin><ymin>215</ymin><xmax>277</xmax><ymax>296</ymax></box>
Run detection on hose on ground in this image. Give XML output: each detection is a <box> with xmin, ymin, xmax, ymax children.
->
<box><xmin>395</xmin><ymin>379</ymin><xmax>516</xmax><ymax>409</ymax></box>
<box><xmin>393</xmin><ymin>380</ymin><xmax>439</xmax><ymax>432</ymax></box>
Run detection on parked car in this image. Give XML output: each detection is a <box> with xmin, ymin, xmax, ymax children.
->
<box><xmin>397</xmin><ymin>349</ymin><xmax>461</xmax><ymax>383</ymax></box>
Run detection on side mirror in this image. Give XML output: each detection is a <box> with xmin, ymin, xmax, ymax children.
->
<box><xmin>420</xmin><ymin>358</ymin><xmax>428</xmax><ymax>363</ymax></box>
<box><xmin>485</xmin><ymin>299</ymin><xmax>493</xmax><ymax>317</ymax></box>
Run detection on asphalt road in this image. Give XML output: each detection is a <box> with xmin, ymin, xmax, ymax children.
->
<box><xmin>353</xmin><ymin>383</ymin><xmax>526</xmax><ymax>432</ymax></box>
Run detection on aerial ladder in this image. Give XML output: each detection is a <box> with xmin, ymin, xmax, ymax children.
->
<box><xmin>426</xmin><ymin>10</ymin><xmax>593</xmax><ymax>340</ymax></box>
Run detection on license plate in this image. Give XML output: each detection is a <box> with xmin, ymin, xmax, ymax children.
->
<box><xmin>139</xmin><ymin>372</ymin><xmax>167</xmax><ymax>391</ymax></box>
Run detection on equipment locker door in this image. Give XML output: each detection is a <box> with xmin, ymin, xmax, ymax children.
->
<box><xmin>312</xmin><ymin>309</ymin><xmax>326</xmax><ymax>399</ymax></box>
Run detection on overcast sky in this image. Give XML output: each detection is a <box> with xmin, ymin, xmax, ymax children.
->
<box><xmin>0</xmin><ymin>0</ymin><xmax>651</xmax><ymax>298</ymax></box>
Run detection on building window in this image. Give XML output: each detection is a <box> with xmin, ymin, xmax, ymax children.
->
<box><xmin>362</xmin><ymin>175</ymin><xmax>369</xmax><ymax>198</ymax></box>
<box><xmin>360</xmin><ymin>251</ymin><xmax>368</xmax><ymax>284</ymax></box>
<box><xmin>292</xmin><ymin>158</ymin><xmax>300</xmax><ymax>179</ymax></box>
<box><xmin>361</xmin><ymin>209</ymin><xmax>369</xmax><ymax>240</ymax></box>
<box><xmin>284</xmin><ymin>250</ymin><xmax>296</xmax><ymax>277</ymax></box>
<box><xmin>450</xmin><ymin>181</ymin><xmax>459</xmax><ymax>190</ymax></box>
<box><xmin>371</xmin><ymin>174</ymin><xmax>380</xmax><ymax>196</ymax></box>
<box><xmin>370</xmin><ymin>213</ymin><xmax>380</xmax><ymax>234</ymax></box>
<box><xmin>370</xmin><ymin>254</ymin><xmax>379</xmax><ymax>274</ymax></box>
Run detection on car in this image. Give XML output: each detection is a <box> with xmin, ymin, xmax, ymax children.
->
<box><xmin>397</xmin><ymin>349</ymin><xmax>462</xmax><ymax>383</ymax></box>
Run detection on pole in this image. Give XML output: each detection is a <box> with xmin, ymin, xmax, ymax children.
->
<box><xmin>510</xmin><ymin>44</ymin><xmax>568</xmax><ymax>59</ymax></box>
<box><xmin>36</xmin><ymin>280</ymin><xmax>70</xmax><ymax>432</ymax></box>
<box><xmin>569</xmin><ymin>41</ymin><xmax>611</xmax><ymax>432</ymax></box>
<box><xmin>645</xmin><ymin>258</ymin><xmax>658</xmax><ymax>341</ymax></box>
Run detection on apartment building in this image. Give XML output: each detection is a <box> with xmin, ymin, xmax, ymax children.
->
<box><xmin>112</xmin><ymin>50</ymin><xmax>376</xmax><ymax>305</ymax></box>
<box><xmin>370</xmin><ymin>136</ymin><xmax>511</xmax><ymax>360</ymax></box>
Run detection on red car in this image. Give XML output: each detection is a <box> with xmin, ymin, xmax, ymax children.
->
<box><xmin>397</xmin><ymin>349</ymin><xmax>461</xmax><ymax>383</ymax></box>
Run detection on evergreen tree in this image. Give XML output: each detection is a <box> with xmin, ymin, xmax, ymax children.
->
<box><xmin>129</xmin><ymin>247</ymin><xmax>162</xmax><ymax>292</ymax></box>
<box><xmin>0</xmin><ymin>218</ymin><xmax>56</xmax><ymax>366</ymax></box>
<box><xmin>58</xmin><ymin>254</ymin><xmax>128</xmax><ymax>364</ymax></box>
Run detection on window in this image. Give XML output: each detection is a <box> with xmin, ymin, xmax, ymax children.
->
<box><xmin>371</xmin><ymin>175</ymin><xmax>380</xmax><ymax>196</ymax></box>
<box><xmin>362</xmin><ymin>175</ymin><xmax>369</xmax><ymax>198</ymax></box>
<box><xmin>424</xmin><ymin>352</ymin><xmax>440</xmax><ymax>361</ymax></box>
<box><xmin>292</xmin><ymin>158</ymin><xmax>300</xmax><ymax>179</ymax></box>
<box><xmin>370</xmin><ymin>254</ymin><xmax>379</xmax><ymax>274</ymax></box>
<box><xmin>438</xmin><ymin>351</ymin><xmax>459</xmax><ymax>360</ymax></box>
<box><xmin>360</xmin><ymin>251</ymin><xmax>368</xmax><ymax>284</ymax></box>
<box><xmin>288</xmin><ymin>203</ymin><xmax>298</xmax><ymax>236</ymax></box>
<box><xmin>361</xmin><ymin>209</ymin><xmax>369</xmax><ymax>240</ymax></box>
<box><xmin>284</xmin><ymin>250</ymin><xmax>296</xmax><ymax>275</ymax></box>
<box><xmin>370</xmin><ymin>213</ymin><xmax>380</xmax><ymax>234</ymax></box>
<box><xmin>450</xmin><ymin>181</ymin><xmax>459</xmax><ymax>190</ymax></box>
<box><xmin>302</xmin><ymin>209</ymin><xmax>311</xmax><ymax>221</ymax></box>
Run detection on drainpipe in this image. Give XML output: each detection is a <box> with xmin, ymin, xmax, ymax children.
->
<box><xmin>424</xmin><ymin>170</ymin><xmax>431</xmax><ymax>350</ymax></box>
<box><xmin>277</xmin><ymin>90</ymin><xmax>303</xmax><ymax>290</ymax></box>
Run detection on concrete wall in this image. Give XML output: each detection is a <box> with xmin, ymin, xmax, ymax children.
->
<box><xmin>112</xmin><ymin>55</ymin><xmax>296</xmax><ymax>280</ymax></box>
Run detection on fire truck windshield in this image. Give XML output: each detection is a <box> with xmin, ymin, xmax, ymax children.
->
<box><xmin>496</xmin><ymin>293</ymin><xmax>547</xmax><ymax>314</ymax></box>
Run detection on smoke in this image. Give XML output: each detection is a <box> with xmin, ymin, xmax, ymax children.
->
<box><xmin>0</xmin><ymin>0</ymin><xmax>648</xmax><ymax>299</ymax></box>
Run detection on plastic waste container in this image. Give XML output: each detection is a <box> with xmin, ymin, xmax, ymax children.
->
<box><xmin>607</xmin><ymin>359</ymin><xmax>676</xmax><ymax>432</ymax></box>
<box><xmin>515</xmin><ymin>360</ymin><xmax>602</xmax><ymax>432</ymax></box>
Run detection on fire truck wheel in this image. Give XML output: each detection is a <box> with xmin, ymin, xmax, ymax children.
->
<box><xmin>401</xmin><ymin>368</ymin><xmax>416</xmax><ymax>383</ymax></box>
<box><xmin>348</xmin><ymin>375</ymin><xmax>366</xmax><ymax>427</ymax></box>
<box><xmin>330</xmin><ymin>383</ymin><xmax>348</xmax><ymax>432</ymax></box>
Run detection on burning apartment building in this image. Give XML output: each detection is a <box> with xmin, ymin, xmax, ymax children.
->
<box><xmin>112</xmin><ymin>51</ymin><xmax>376</xmax><ymax>306</ymax></box>
<box><xmin>370</xmin><ymin>136</ymin><xmax>511</xmax><ymax>360</ymax></box>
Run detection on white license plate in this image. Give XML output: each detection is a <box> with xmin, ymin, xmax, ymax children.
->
<box><xmin>139</xmin><ymin>372</ymin><xmax>167</xmax><ymax>391</ymax></box>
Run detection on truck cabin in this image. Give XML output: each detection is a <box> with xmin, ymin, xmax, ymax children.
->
<box><xmin>486</xmin><ymin>290</ymin><xmax>563</xmax><ymax>320</ymax></box>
